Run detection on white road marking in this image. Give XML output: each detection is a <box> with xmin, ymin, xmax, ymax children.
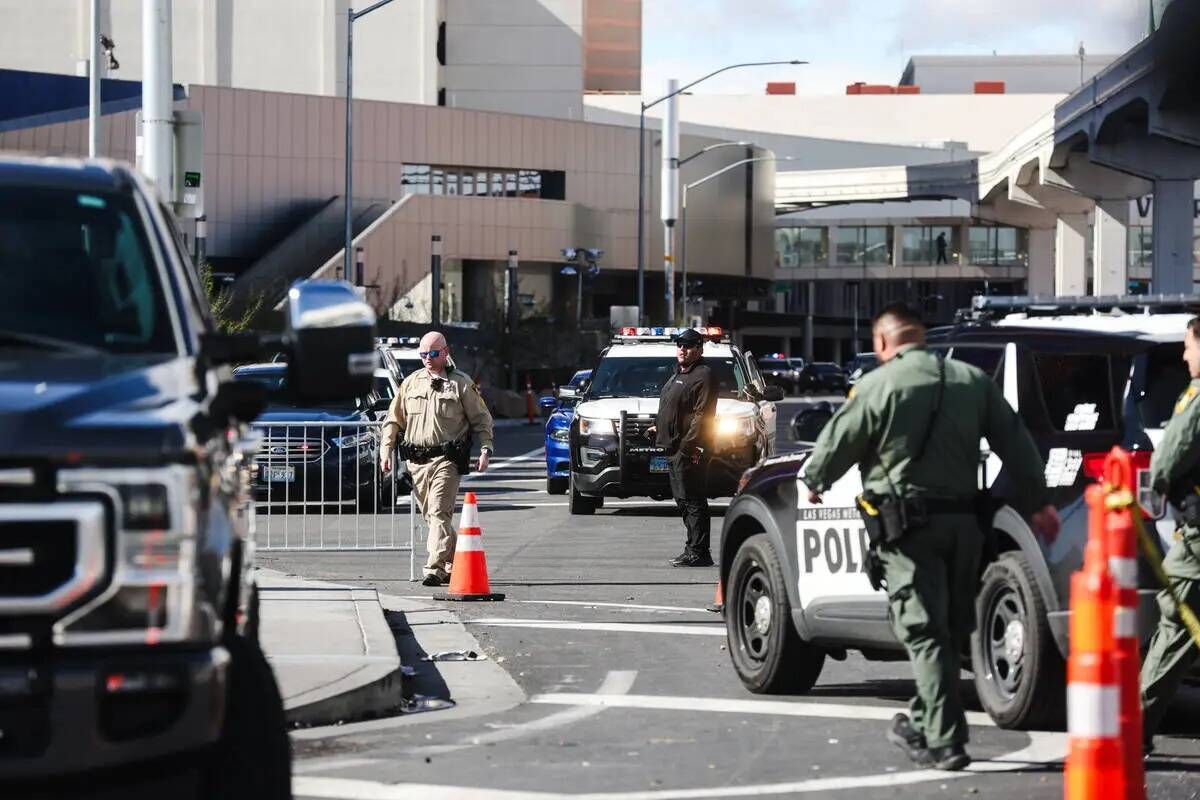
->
<box><xmin>293</xmin><ymin>731</ymin><xmax>1066</xmax><ymax>798</ymax></box>
<box><xmin>411</xmin><ymin>670</ymin><xmax>637</xmax><ymax>756</ymax></box>
<box><xmin>463</xmin><ymin>448</ymin><xmax>545</xmax><ymax>482</ymax></box>
<box><xmin>528</xmin><ymin>693</ymin><xmax>996</xmax><ymax>729</ymax></box>
<box><xmin>508</xmin><ymin>599</ymin><xmax>710</xmax><ymax>614</ymax></box>
<box><xmin>469</xmin><ymin>618</ymin><xmax>725</xmax><ymax>636</ymax></box>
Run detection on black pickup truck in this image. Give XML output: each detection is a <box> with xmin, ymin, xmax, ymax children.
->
<box><xmin>0</xmin><ymin>157</ymin><xmax>377</xmax><ymax>797</ymax></box>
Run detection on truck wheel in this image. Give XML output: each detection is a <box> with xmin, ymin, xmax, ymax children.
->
<box><xmin>727</xmin><ymin>533</ymin><xmax>825</xmax><ymax>693</ymax></box>
<box><xmin>568</xmin><ymin>473</ymin><xmax>597</xmax><ymax>515</ymax></box>
<box><xmin>203</xmin><ymin>635</ymin><xmax>292</xmax><ymax>799</ymax></box>
<box><xmin>547</xmin><ymin>477</ymin><xmax>568</xmax><ymax>495</ymax></box>
<box><xmin>971</xmin><ymin>551</ymin><xmax>1065</xmax><ymax>729</ymax></box>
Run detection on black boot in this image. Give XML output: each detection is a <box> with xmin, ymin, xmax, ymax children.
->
<box><xmin>926</xmin><ymin>744</ymin><xmax>971</xmax><ymax>771</ymax></box>
<box><xmin>886</xmin><ymin>714</ymin><xmax>930</xmax><ymax>765</ymax></box>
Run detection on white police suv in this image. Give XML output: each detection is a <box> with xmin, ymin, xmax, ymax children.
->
<box><xmin>567</xmin><ymin>326</ymin><xmax>784</xmax><ymax>514</ymax></box>
<box><xmin>718</xmin><ymin>295</ymin><xmax>1194</xmax><ymax>730</ymax></box>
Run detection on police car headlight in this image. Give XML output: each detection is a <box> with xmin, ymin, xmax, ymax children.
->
<box><xmin>550</xmin><ymin>428</ymin><xmax>571</xmax><ymax>443</ymax></box>
<box><xmin>716</xmin><ymin>414</ymin><xmax>756</xmax><ymax>439</ymax></box>
<box><xmin>579</xmin><ymin>416</ymin><xmax>614</xmax><ymax>436</ymax></box>
<box><xmin>332</xmin><ymin>431</ymin><xmax>374</xmax><ymax>449</ymax></box>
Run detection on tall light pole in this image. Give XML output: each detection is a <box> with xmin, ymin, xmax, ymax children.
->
<box><xmin>141</xmin><ymin>0</ymin><xmax>173</xmax><ymax>194</ymax></box>
<box><xmin>88</xmin><ymin>0</ymin><xmax>101</xmax><ymax>158</ymax></box>
<box><xmin>635</xmin><ymin>60</ymin><xmax>805</xmax><ymax>324</ymax></box>
<box><xmin>680</xmin><ymin>155</ymin><xmax>793</xmax><ymax>324</ymax></box>
<box><xmin>344</xmin><ymin>0</ymin><xmax>398</xmax><ymax>281</ymax></box>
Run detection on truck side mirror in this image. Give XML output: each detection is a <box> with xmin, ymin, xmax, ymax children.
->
<box><xmin>284</xmin><ymin>280</ymin><xmax>377</xmax><ymax>403</ymax></box>
<box><xmin>762</xmin><ymin>385</ymin><xmax>786</xmax><ymax>403</ymax></box>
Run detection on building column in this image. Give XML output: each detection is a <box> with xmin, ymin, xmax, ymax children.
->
<box><xmin>1093</xmin><ymin>201</ymin><xmax>1129</xmax><ymax>296</ymax></box>
<box><xmin>804</xmin><ymin>280</ymin><xmax>815</xmax><ymax>363</ymax></box>
<box><xmin>1152</xmin><ymin>179</ymin><xmax>1195</xmax><ymax>295</ymax></box>
<box><xmin>892</xmin><ymin>225</ymin><xmax>903</xmax><ymax>268</ymax></box>
<box><xmin>1028</xmin><ymin>228</ymin><xmax>1055</xmax><ymax>295</ymax></box>
<box><xmin>1055</xmin><ymin>214</ymin><xmax>1088</xmax><ymax>296</ymax></box>
<box><xmin>825</xmin><ymin>227</ymin><xmax>838</xmax><ymax>268</ymax></box>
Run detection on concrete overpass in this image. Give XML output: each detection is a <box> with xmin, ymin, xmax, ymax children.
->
<box><xmin>777</xmin><ymin>0</ymin><xmax>1200</xmax><ymax>295</ymax></box>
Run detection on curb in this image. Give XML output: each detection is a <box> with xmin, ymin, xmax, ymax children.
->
<box><xmin>257</xmin><ymin>571</ymin><xmax>408</xmax><ymax>728</ymax></box>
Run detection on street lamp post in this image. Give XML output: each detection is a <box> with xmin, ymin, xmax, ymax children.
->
<box><xmin>635</xmin><ymin>60</ymin><xmax>805</xmax><ymax>324</ymax></box>
<box><xmin>344</xmin><ymin>0</ymin><xmax>398</xmax><ymax>282</ymax></box>
<box><xmin>680</xmin><ymin>155</ymin><xmax>793</xmax><ymax>325</ymax></box>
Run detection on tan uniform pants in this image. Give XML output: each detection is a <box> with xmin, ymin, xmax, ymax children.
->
<box><xmin>408</xmin><ymin>455</ymin><xmax>460</xmax><ymax>577</ymax></box>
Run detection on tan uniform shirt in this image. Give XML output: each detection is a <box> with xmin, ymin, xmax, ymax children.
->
<box><xmin>380</xmin><ymin>368</ymin><xmax>494</xmax><ymax>462</ymax></box>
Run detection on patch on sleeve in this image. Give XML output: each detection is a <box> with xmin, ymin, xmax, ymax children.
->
<box><xmin>846</xmin><ymin>387</ymin><xmax>856</xmax><ymax>401</ymax></box>
<box><xmin>1175</xmin><ymin>386</ymin><xmax>1198</xmax><ymax>415</ymax></box>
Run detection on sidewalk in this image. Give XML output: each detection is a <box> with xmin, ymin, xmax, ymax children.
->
<box><xmin>256</xmin><ymin>568</ymin><xmax>406</xmax><ymax>727</ymax></box>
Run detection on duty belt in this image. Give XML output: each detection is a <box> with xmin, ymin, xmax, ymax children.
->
<box><xmin>403</xmin><ymin>441</ymin><xmax>458</xmax><ymax>464</ymax></box>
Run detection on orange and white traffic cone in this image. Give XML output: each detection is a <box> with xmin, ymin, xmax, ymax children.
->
<box><xmin>1065</xmin><ymin>484</ymin><xmax>1123</xmax><ymax>800</ymax></box>
<box><xmin>434</xmin><ymin>492</ymin><xmax>505</xmax><ymax>602</ymax></box>
<box><xmin>706</xmin><ymin>579</ymin><xmax>724</xmax><ymax>614</ymax></box>
<box><xmin>1102</xmin><ymin>450</ymin><xmax>1146</xmax><ymax>800</ymax></box>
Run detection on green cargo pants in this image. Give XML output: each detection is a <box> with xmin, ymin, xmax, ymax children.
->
<box><xmin>1140</xmin><ymin>525</ymin><xmax>1200</xmax><ymax>738</ymax></box>
<box><xmin>877</xmin><ymin>512</ymin><xmax>982</xmax><ymax>749</ymax></box>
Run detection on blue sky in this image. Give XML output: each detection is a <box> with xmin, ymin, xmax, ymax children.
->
<box><xmin>640</xmin><ymin>0</ymin><xmax>1149</xmax><ymax>95</ymax></box>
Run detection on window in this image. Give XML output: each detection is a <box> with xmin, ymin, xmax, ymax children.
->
<box><xmin>1033</xmin><ymin>353</ymin><xmax>1116</xmax><ymax>432</ymax></box>
<box><xmin>1128</xmin><ymin>225</ymin><xmax>1152</xmax><ymax>269</ymax></box>
<box><xmin>1138</xmin><ymin>343</ymin><xmax>1188</xmax><ymax>429</ymax></box>
<box><xmin>587</xmin><ymin>356</ymin><xmax>746</xmax><ymax>399</ymax></box>
<box><xmin>835</xmin><ymin>226</ymin><xmax>891</xmax><ymax>267</ymax></box>
<box><xmin>968</xmin><ymin>225</ymin><xmax>1029</xmax><ymax>266</ymax></box>
<box><xmin>902</xmin><ymin>225</ymin><xmax>956</xmax><ymax>265</ymax></box>
<box><xmin>775</xmin><ymin>227</ymin><xmax>827</xmax><ymax>268</ymax></box>
<box><xmin>0</xmin><ymin>188</ymin><xmax>176</xmax><ymax>354</ymax></box>
<box><xmin>399</xmin><ymin>164</ymin><xmax>566</xmax><ymax>201</ymax></box>
<box><xmin>401</xmin><ymin>164</ymin><xmax>431</xmax><ymax>195</ymax></box>
<box><xmin>944</xmin><ymin>346</ymin><xmax>1003</xmax><ymax>381</ymax></box>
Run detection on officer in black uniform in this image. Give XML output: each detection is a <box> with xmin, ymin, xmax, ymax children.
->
<box><xmin>651</xmin><ymin>328</ymin><xmax>718</xmax><ymax>567</ymax></box>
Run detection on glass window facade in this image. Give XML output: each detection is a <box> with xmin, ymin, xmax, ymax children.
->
<box><xmin>835</xmin><ymin>226</ymin><xmax>892</xmax><ymax>267</ymax></box>
<box><xmin>967</xmin><ymin>225</ymin><xmax>1028</xmax><ymax>266</ymax></box>
<box><xmin>775</xmin><ymin>227</ymin><xmax>827</xmax><ymax>268</ymax></box>
<box><xmin>901</xmin><ymin>225</ymin><xmax>957</xmax><ymax>265</ymax></box>
<box><xmin>401</xmin><ymin>165</ymin><xmax>565</xmax><ymax>201</ymax></box>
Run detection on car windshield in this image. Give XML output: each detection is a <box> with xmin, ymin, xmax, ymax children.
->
<box><xmin>586</xmin><ymin>356</ymin><xmax>747</xmax><ymax>399</ymax></box>
<box><xmin>0</xmin><ymin>186</ymin><xmax>176</xmax><ymax>355</ymax></box>
<box><xmin>374</xmin><ymin>375</ymin><xmax>395</xmax><ymax>400</ymax></box>
<box><xmin>812</xmin><ymin>364</ymin><xmax>842</xmax><ymax>374</ymax></box>
<box><xmin>1138</xmin><ymin>342</ymin><xmax>1189</xmax><ymax>430</ymax></box>
<box><xmin>236</xmin><ymin>369</ymin><xmax>362</xmax><ymax>410</ymax></box>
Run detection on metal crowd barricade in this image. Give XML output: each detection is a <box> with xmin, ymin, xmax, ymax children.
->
<box><xmin>247</xmin><ymin>420</ymin><xmax>418</xmax><ymax>579</ymax></box>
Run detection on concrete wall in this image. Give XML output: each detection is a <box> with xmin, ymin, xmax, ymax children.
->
<box><xmin>901</xmin><ymin>55</ymin><xmax>1120</xmax><ymax>95</ymax></box>
<box><xmin>443</xmin><ymin>0</ymin><xmax>584</xmax><ymax>120</ymax></box>
<box><xmin>585</xmin><ymin>92</ymin><xmax>1063</xmax><ymax>154</ymax></box>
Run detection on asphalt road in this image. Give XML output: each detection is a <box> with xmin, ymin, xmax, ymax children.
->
<box><xmin>259</xmin><ymin>398</ymin><xmax>1200</xmax><ymax>800</ymax></box>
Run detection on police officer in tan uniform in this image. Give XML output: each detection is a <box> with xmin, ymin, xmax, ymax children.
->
<box><xmin>380</xmin><ymin>332</ymin><xmax>494</xmax><ymax>586</ymax></box>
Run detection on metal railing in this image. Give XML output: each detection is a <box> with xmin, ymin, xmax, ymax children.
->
<box><xmin>248</xmin><ymin>421</ymin><xmax>418</xmax><ymax>577</ymax></box>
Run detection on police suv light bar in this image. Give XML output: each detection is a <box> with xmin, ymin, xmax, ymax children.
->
<box><xmin>616</xmin><ymin>326</ymin><xmax>725</xmax><ymax>340</ymax></box>
<box><xmin>375</xmin><ymin>336</ymin><xmax>422</xmax><ymax>346</ymax></box>
<box><xmin>971</xmin><ymin>294</ymin><xmax>1200</xmax><ymax>315</ymax></box>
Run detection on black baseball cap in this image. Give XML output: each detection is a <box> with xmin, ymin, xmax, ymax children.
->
<box><xmin>674</xmin><ymin>328</ymin><xmax>705</xmax><ymax>347</ymax></box>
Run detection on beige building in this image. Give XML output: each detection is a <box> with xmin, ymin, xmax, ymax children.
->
<box><xmin>0</xmin><ymin>82</ymin><xmax>772</xmax><ymax>330</ymax></box>
<box><xmin>0</xmin><ymin>0</ymin><xmax>640</xmax><ymax>120</ymax></box>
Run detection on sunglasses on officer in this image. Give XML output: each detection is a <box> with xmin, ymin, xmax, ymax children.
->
<box><xmin>676</xmin><ymin>342</ymin><xmax>702</xmax><ymax>351</ymax></box>
<box><xmin>419</xmin><ymin>349</ymin><xmax>443</xmax><ymax>359</ymax></box>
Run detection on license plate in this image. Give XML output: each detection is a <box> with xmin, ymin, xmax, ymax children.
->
<box><xmin>264</xmin><ymin>466</ymin><xmax>295</xmax><ymax>483</ymax></box>
<box><xmin>650</xmin><ymin>456</ymin><xmax>669</xmax><ymax>474</ymax></box>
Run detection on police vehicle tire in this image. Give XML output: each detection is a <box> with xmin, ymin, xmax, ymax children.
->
<box><xmin>547</xmin><ymin>477</ymin><xmax>568</xmax><ymax>495</ymax></box>
<box><xmin>568</xmin><ymin>473</ymin><xmax>597</xmax><ymax>515</ymax></box>
<box><xmin>970</xmin><ymin>551</ymin><xmax>1065</xmax><ymax>730</ymax></box>
<box><xmin>727</xmin><ymin>533</ymin><xmax>825</xmax><ymax>694</ymax></box>
<box><xmin>203</xmin><ymin>635</ymin><xmax>292</xmax><ymax>799</ymax></box>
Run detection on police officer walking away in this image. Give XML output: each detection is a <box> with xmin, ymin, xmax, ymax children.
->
<box><xmin>650</xmin><ymin>328</ymin><xmax>718</xmax><ymax>567</ymax></box>
<box><xmin>380</xmin><ymin>331</ymin><xmax>495</xmax><ymax>587</ymax></box>
<box><xmin>1141</xmin><ymin>316</ymin><xmax>1200</xmax><ymax>756</ymax></box>
<box><xmin>801</xmin><ymin>303</ymin><xmax>1059</xmax><ymax>770</ymax></box>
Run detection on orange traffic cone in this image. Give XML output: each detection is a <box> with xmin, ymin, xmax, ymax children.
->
<box><xmin>434</xmin><ymin>492</ymin><xmax>505</xmax><ymax>602</ymax></box>
<box><xmin>1102</xmin><ymin>451</ymin><xmax>1146</xmax><ymax>800</ymax></box>
<box><xmin>1065</xmin><ymin>485</ymin><xmax>1123</xmax><ymax>800</ymax></box>
<box><xmin>706</xmin><ymin>580</ymin><xmax>724</xmax><ymax>614</ymax></box>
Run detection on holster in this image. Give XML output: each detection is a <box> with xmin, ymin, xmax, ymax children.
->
<box><xmin>856</xmin><ymin>491</ymin><xmax>921</xmax><ymax>547</ymax></box>
<box><xmin>446</xmin><ymin>433</ymin><xmax>474</xmax><ymax>476</ymax></box>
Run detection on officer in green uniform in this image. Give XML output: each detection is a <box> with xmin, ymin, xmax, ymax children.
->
<box><xmin>1141</xmin><ymin>316</ymin><xmax>1200</xmax><ymax>756</ymax></box>
<box><xmin>802</xmin><ymin>303</ymin><xmax>1060</xmax><ymax>771</ymax></box>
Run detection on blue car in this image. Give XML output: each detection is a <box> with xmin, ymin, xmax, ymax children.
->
<box><xmin>540</xmin><ymin>370</ymin><xmax>591</xmax><ymax>494</ymax></box>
